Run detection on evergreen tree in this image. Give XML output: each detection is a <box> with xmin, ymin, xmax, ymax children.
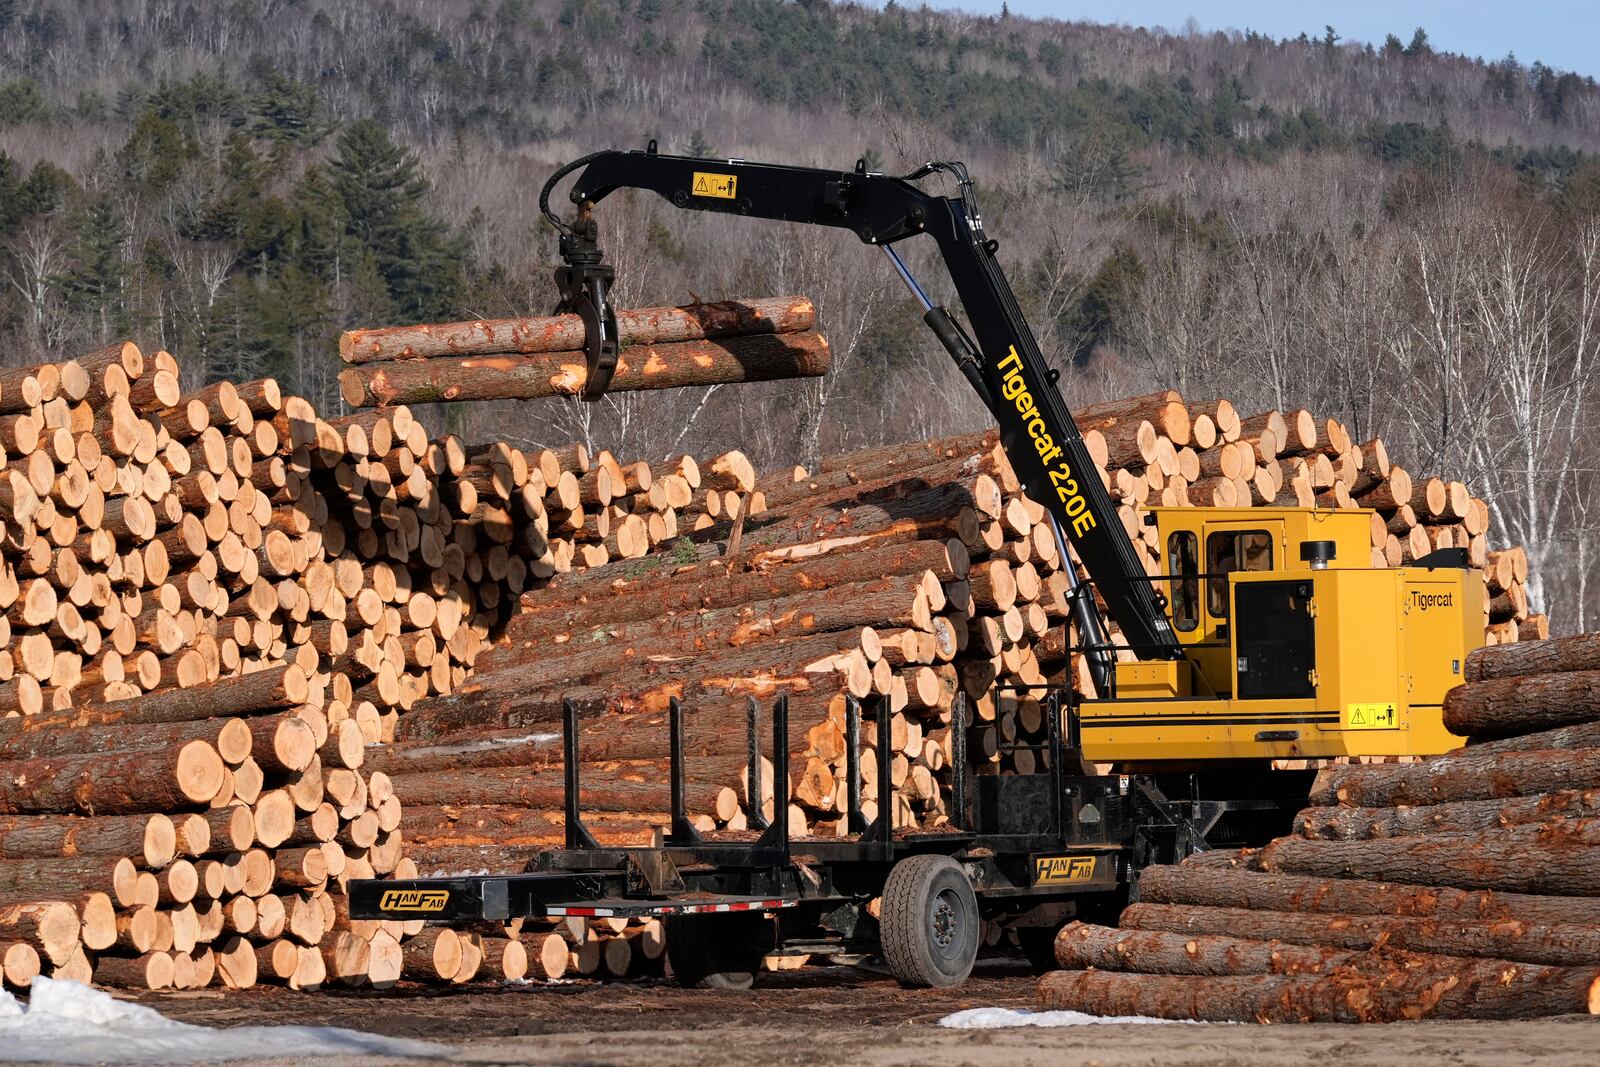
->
<box><xmin>326</xmin><ymin>119</ymin><xmax>461</xmax><ymax>321</ymax></box>
<box><xmin>61</xmin><ymin>195</ymin><xmax>127</xmax><ymax>335</ymax></box>
<box><xmin>1404</xmin><ymin>27</ymin><xmax>1429</xmax><ymax>58</ymax></box>
<box><xmin>250</xmin><ymin>72</ymin><xmax>326</xmax><ymax>145</ymax></box>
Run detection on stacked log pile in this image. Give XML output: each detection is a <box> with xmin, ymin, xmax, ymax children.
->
<box><xmin>1075</xmin><ymin>392</ymin><xmax>1536</xmax><ymax>648</ymax></box>
<box><xmin>0</xmin><ymin>300</ymin><xmax>834</xmax><ymax>993</ymax></box>
<box><xmin>382</xmin><ymin>428</ymin><xmax>1059</xmax><ymax>845</ymax></box>
<box><xmin>380</xmin><ymin>393</ymin><xmax>1537</xmax><ymax>847</ymax></box>
<box><xmin>1038</xmin><ymin>631</ymin><xmax>1600</xmax><ymax>1022</ymax></box>
<box><xmin>0</xmin><ymin>307</ymin><xmax>1548</xmax><ymax>995</ymax></box>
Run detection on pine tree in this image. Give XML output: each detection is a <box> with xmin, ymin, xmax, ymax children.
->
<box><xmin>326</xmin><ymin>119</ymin><xmax>461</xmax><ymax>321</ymax></box>
<box><xmin>250</xmin><ymin>72</ymin><xmax>326</xmax><ymax>145</ymax></box>
<box><xmin>61</xmin><ymin>195</ymin><xmax>127</xmax><ymax>337</ymax></box>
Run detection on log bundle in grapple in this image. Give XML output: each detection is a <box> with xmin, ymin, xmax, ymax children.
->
<box><xmin>1038</xmin><ymin>631</ymin><xmax>1600</xmax><ymax>1023</ymax></box>
<box><xmin>0</xmin><ymin>294</ymin><xmax>1548</xmax><ymax>998</ymax></box>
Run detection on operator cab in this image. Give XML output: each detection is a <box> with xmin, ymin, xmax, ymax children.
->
<box><xmin>1079</xmin><ymin>507</ymin><xmax>1484</xmax><ymax>765</ymax></box>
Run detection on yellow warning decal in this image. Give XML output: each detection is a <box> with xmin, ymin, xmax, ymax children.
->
<box><xmin>378</xmin><ymin>888</ymin><xmax>449</xmax><ymax>912</ymax></box>
<box><xmin>692</xmin><ymin>172</ymin><xmax>737</xmax><ymax>199</ymax></box>
<box><xmin>1345</xmin><ymin>702</ymin><xmax>1398</xmax><ymax>730</ymax></box>
<box><xmin>1034</xmin><ymin>855</ymin><xmax>1099</xmax><ymax>885</ymax></box>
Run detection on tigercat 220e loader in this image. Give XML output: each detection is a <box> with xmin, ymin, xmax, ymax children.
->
<box><xmin>351</xmin><ymin>146</ymin><xmax>1483</xmax><ymax>990</ymax></box>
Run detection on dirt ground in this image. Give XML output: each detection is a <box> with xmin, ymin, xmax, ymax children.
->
<box><xmin>58</xmin><ymin>959</ymin><xmax>1596</xmax><ymax>1067</ymax></box>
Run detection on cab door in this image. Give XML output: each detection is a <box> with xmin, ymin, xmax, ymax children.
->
<box><xmin>1189</xmin><ymin>520</ymin><xmax>1283</xmax><ymax>697</ymax></box>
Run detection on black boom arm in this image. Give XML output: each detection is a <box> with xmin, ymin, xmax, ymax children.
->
<box><xmin>544</xmin><ymin>146</ymin><xmax>1183</xmax><ymax>669</ymax></box>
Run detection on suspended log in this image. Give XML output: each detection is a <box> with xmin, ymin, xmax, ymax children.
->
<box><xmin>341</xmin><ymin>331</ymin><xmax>831</xmax><ymax>407</ymax></box>
<box><xmin>340</xmin><ymin>296</ymin><xmax>815</xmax><ymax>362</ymax></box>
<box><xmin>509</xmin><ymin>536</ymin><xmax>967</xmax><ymax>641</ymax></box>
<box><xmin>391</xmin><ymin>764</ymin><xmax>727</xmax><ymax>817</ymax></box>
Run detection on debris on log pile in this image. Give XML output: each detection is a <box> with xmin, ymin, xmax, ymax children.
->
<box><xmin>1039</xmin><ymin>632</ymin><xmax>1600</xmax><ymax>1022</ymax></box>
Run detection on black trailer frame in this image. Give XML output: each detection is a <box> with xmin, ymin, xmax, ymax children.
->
<box><xmin>348</xmin><ymin>682</ymin><xmax>1218</xmax><ymax>981</ymax></box>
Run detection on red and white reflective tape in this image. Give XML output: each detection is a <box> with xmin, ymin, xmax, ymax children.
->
<box><xmin>545</xmin><ymin>898</ymin><xmax>796</xmax><ymax>917</ymax></box>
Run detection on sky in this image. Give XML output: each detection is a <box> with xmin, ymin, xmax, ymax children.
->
<box><xmin>897</xmin><ymin>1</ymin><xmax>1598</xmax><ymax>79</ymax></box>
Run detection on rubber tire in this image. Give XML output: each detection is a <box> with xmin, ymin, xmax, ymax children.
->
<box><xmin>879</xmin><ymin>854</ymin><xmax>980</xmax><ymax>988</ymax></box>
<box><xmin>663</xmin><ymin>913</ymin><xmax>767</xmax><ymax>990</ymax></box>
<box><xmin>1016</xmin><ymin>926</ymin><xmax>1060</xmax><ymax>973</ymax></box>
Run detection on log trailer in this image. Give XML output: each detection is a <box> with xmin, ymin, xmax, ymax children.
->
<box><xmin>349</xmin><ymin>146</ymin><xmax>1484</xmax><ymax>988</ymax></box>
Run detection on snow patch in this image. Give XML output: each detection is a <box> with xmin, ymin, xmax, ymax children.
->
<box><xmin>939</xmin><ymin>1007</ymin><xmax>1198</xmax><ymax>1028</ymax></box>
<box><xmin>0</xmin><ymin>978</ymin><xmax>447</xmax><ymax>1064</ymax></box>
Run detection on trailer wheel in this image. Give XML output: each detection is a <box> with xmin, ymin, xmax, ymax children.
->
<box><xmin>879</xmin><ymin>854</ymin><xmax>979</xmax><ymax>988</ymax></box>
<box><xmin>663</xmin><ymin>913</ymin><xmax>768</xmax><ymax>990</ymax></box>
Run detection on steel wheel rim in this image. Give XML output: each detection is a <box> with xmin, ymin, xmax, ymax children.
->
<box><xmin>929</xmin><ymin>887</ymin><xmax>964</xmax><ymax>961</ymax></box>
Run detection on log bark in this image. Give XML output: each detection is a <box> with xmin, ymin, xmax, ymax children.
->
<box><xmin>480</xmin><ymin>574</ymin><xmax>932</xmax><ymax>691</ymax></box>
<box><xmin>1310</xmin><ymin>749</ymin><xmax>1600</xmax><ymax>808</ymax></box>
<box><xmin>0</xmin><ymin>665</ymin><xmax>310</xmax><ymax>735</ymax></box>
<box><xmin>0</xmin><ymin>741</ymin><xmax>225</xmax><ymax>814</ymax></box>
<box><xmin>388</xmin><ymin>804</ymin><xmax>661</xmax><ymax>849</ymax></box>
<box><xmin>340</xmin><ymin>297</ymin><xmax>814</xmax><ymax>362</ymax></box>
<box><xmin>1293</xmin><ymin>790</ymin><xmax>1600</xmax><ymax>841</ymax></box>
<box><xmin>1123</xmin><ymin>901</ymin><xmax>1600</xmax><ymax>970</ymax></box>
<box><xmin>1262</xmin><ymin>829</ymin><xmax>1600</xmax><ymax>895</ymax></box>
<box><xmin>1442</xmin><ymin>670</ymin><xmax>1600</xmax><ymax>739</ymax></box>
<box><xmin>510</xmin><ymin>536</ymin><xmax>967</xmax><ymax>641</ymax></box>
<box><xmin>1053</xmin><ymin>922</ymin><xmax>1360</xmax><ymax>976</ymax></box>
<box><xmin>1467</xmin><ymin>719</ymin><xmax>1600</xmax><ymax>755</ymax></box>
<box><xmin>341</xmin><ymin>331</ymin><xmax>831</xmax><ymax>407</ymax></box>
<box><xmin>0</xmin><ymin>812</ymin><xmax>179</xmax><ymax>865</ymax></box>
<box><xmin>1465</xmin><ymin>634</ymin><xmax>1600</xmax><ymax>683</ymax></box>
<box><xmin>1036</xmin><ymin>963</ymin><xmax>1600</xmax><ymax>1022</ymax></box>
<box><xmin>391</xmin><ymin>764</ymin><xmax>727</xmax><ymax>817</ymax></box>
<box><xmin>1134</xmin><ymin>864</ymin><xmax>1600</xmax><ymax>927</ymax></box>
<box><xmin>382</xmin><ymin>699</ymin><xmax>829</xmax><ymax>775</ymax></box>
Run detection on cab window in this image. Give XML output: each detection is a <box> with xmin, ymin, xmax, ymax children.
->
<box><xmin>1166</xmin><ymin>531</ymin><xmax>1199</xmax><ymax>632</ymax></box>
<box><xmin>1206</xmin><ymin>530</ymin><xmax>1273</xmax><ymax>617</ymax></box>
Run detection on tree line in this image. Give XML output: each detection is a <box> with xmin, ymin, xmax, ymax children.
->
<box><xmin>0</xmin><ymin>0</ymin><xmax>1596</xmax><ymax>627</ymax></box>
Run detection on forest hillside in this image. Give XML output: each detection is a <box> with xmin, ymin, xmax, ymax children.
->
<box><xmin>0</xmin><ymin>0</ymin><xmax>1597</xmax><ymax>626</ymax></box>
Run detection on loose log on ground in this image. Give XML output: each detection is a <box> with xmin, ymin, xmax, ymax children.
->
<box><xmin>1035</xmin><ymin>963</ymin><xmax>1600</xmax><ymax>1022</ymax></box>
<box><xmin>1134</xmin><ymin>865</ymin><xmax>1600</xmax><ymax>927</ymax></box>
<box><xmin>1123</xmin><ymin>901</ymin><xmax>1600</xmax><ymax>970</ymax></box>
<box><xmin>1052</xmin><ymin>922</ymin><xmax>1361</xmax><ymax>976</ymax></box>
